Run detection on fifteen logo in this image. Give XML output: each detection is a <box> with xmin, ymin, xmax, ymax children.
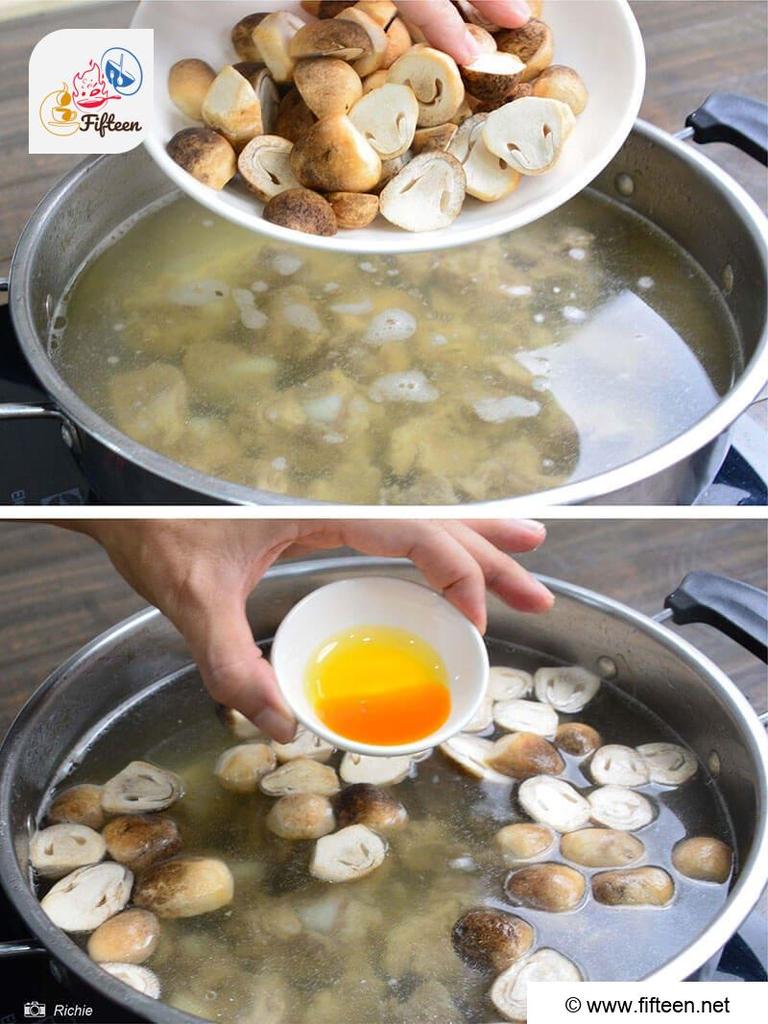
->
<box><xmin>39</xmin><ymin>48</ymin><xmax>143</xmax><ymax>138</ymax></box>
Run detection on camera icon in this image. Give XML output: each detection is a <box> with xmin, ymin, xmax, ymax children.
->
<box><xmin>24</xmin><ymin>1002</ymin><xmax>47</xmax><ymax>1019</ymax></box>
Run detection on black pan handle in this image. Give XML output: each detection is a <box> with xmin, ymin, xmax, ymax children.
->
<box><xmin>665</xmin><ymin>572</ymin><xmax>768</xmax><ymax>663</ymax></box>
<box><xmin>685</xmin><ymin>93</ymin><xmax>768</xmax><ymax>165</ymax></box>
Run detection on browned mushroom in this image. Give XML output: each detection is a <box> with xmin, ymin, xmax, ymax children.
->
<box><xmin>87</xmin><ymin>909</ymin><xmax>160</xmax><ymax>965</ymax></box>
<box><xmin>335</xmin><ymin>6</ymin><xmax>388</xmax><ymax>77</ymax></box>
<box><xmin>495</xmin><ymin>823</ymin><xmax>557</xmax><ymax>865</ymax></box>
<box><xmin>48</xmin><ymin>785</ymin><xmax>105</xmax><ymax>831</ymax></box>
<box><xmin>326</xmin><ymin>190</ymin><xmax>380</xmax><ymax>227</ymax></box>
<box><xmin>294</xmin><ymin>57</ymin><xmax>363</xmax><ymax>117</ymax></box>
<box><xmin>496</xmin><ymin>19</ymin><xmax>554</xmax><ymax>82</ymax></box>
<box><xmin>411</xmin><ymin>123</ymin><xmax>458</xmax><ymax>154</ymax></box>
<box><xmin>561</xmin><ymin>828</ymin><xmax>645</xmax><ymax>868</ymax></box>
<box><xmin>290</xmin><ymin>115</ymin><xmax>382</xmax><ymax>192</ymax></box>
<box><xmin>487</xmin><ymin>732</ymin><xmax>565</xmax><ymax>779</ymax></box>
<box><xmin>333</xmin><ymin>783</ymin><xmax>408</xmax><ymax>829</ymax></box>
<box><xmin>531</xmin><ymin>65</ymin><xmax>589</xmax><ymax>115</ymax></box>
<box><xmin>253</xmin><ymin>11</ymin><xmax>305</xmax><ymax>83</ymax></box>
<box><xmin>266</xmin><ymin>793</ymin><xmax>336</xmax><ymax>840</ymax></box>
<box><xmin>592</xmin><ymin>866</ymin><xmax>675</xmax><ymax>907</ymax></box>
<box><xmin>134</xmin><ymin>857</ymin><xmax>234</xmax><ymax>918</ymax></box>
<box><xmin>102</xmin><ymin>814</ymin><xmax>181</xmax><ymax>872</ymax></box>
<box><xmin>460</xmin><ymin>52</ymin><xmax>525</xmax><ymax>104</ymax></box>
<box><xmin>289</xmin><ymin>18</ymin><xmax>372</xmax><ymax>61</ymax></box>
<box><xmin>264</xmin><ymin>188</ymin><xmax>339</xmax><ymax>236</ymax></box>
<box><xmin>167</xmin><ymin>127</ymin><xmax>237</xmax><ymax>189</ymax></box>
<box><xmin>231</xmin><ymin>13</ymin><xmax>268</xmax><ymax>62</ymax></box>
<box><xmin>671</xmin><ymin>837</ymin><xmax>732</xmax><ymax>883</ymax></box>
<box><xmin>504</xmin><ymin>863</ymin><xmax>586</xmax><ymax>912</ymax></box>
<box><xmin>275</xmin><ymin>89</ymin><xmax>317</xmax><ymax>142</ymax></box>
<box><xmin>555</xmin><ymin>722</ymin><xmax>602</xmax><ymax>757</ymax></box>
<box><xmin>452</xmin><ymin>909</ymin><xmax>534</xmax><ymax>971</ymax></box>
<box><xmin>168</xmin><ymin>59</ymin><xmax>216</xmax><ymax>121</ymax></box>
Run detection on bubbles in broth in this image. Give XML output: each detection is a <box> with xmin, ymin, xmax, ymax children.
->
<box><xmin>51</xmin><ymin>192</ymin><xmax>739</xmax><ymax>503</ymax></box>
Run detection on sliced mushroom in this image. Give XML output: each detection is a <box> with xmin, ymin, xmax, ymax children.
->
<box><xmin>101</xmin><ymin>814</ymin><xmax>181</xmax><ymax>871</ymax></box>
<box><xmin>240</xmin><ymin>140</ymin><xmax>303</xmax><ymax>204</ymax></box>
<box><xmin>505</xmin><ymin>862</ymin><xmax>586</xmax><ymax>912</ymax></box>
<box><xmin>382</xmin><ymin>16</ymin><xmax>411</xmax><ymax>68</ymax></box>
<box><xmin>260</xmin><ymin>758</ymin><xmax>340</xmax><ymax>797</ymax></box>
<box><xmin>275</xmin><ymin>88</ymin><xmax>317</xmax><ymax>142</ymax></box>
<box><xmin>100</xmin><ymin>963</ymin><xmax>161</xmax><ymax>999</ymax></box>
<box><xmin>309</xmin><ymin>824</ymin><xmax>387</xmax><ymax>882</ymax></box>
<box><xmin>374</xmin><ymin>150</ymin><xmax>412</xmax><ymax>192</ymax></box>
<box><xmin>636</xmin><ymin>742</ymin><xmax>698</xmax><ymax>786</ymax></box>
<box><xmin>335</xmin><ymin>6</ymin><xmax>388</xmax><ymax>77</ymax></box>
<box><xmin>589</xmin><ymin>745</ymin><xmax>650</xmax><ymax>788</ymax></box>
<box><xmin>447</xmin><ymin>112</ymin><xmax>520</xmax><ymax>201</ymax></box>
<box><xmin>272</xmin><ymin>726</ymin><xmax>335</xmax><ymax>764</ymax></box>
<box><xmin>493</xmin><ymin>698</ymin><xmax>558</xmax><ymax>737</ymax></box>
<box><xmin>355</xmin><ymin>1</ymin><xmax>398</xmax><ymax>28</ymax></box>
<box><xmin>334</xmin><ymin>783</ymin><xmax>407</xmax><ymax>830</ymax></box>
<box><xmin>592</xmin><ymin>866</ymin><xmax>675</xmax><ymax>907</ymax></box>
<box><xmin>439</xmin><ymin>734</ymin><xmax>511</xmax><ymax>784</ymax></box>
<box><xmin>41</xmin><ymin>863</ymin><xmax>133</xmax><ymax>933</ymax></box>
<box><xmin>555</xmin><ymin>722</ymin><xmax>602</xmax><ymax>758</ymax></box>
<box><xmin>87</xmin><ymin>909</ymin><xmax>160</xmax><ymax>965</ymax></box>
<box><xmin>252</xmin><ymin>68</ymin><xmax>279</xmax><ymax>133</ymax></box>
<box><xmin>588</xmin><ymin>785</ymin><xmax>655</xmax><ymax>831</ymax></box>
<box><xmin>482</xmin><ymin>96</ymin><xmax>576</xmax><ymax>175</ymax></box>
<box><xmin>48</xmin><ymin>785</ymin><xmax>105</xmax><ymax>830</ymax></box>
<box><xmin>101</xmin><ymin>762</ymin><xmax>183</xmax><ymax>815</ymax></box>
<box><xmin>214</xmin><ymin>743</ymin><xmax>277</xmax><ymax>793</ymax></box>
<box><xmin>363</xmin><ymin>68</ymin><xmax>390</xmax><ymax>93</ymax></box>
<box><xmin>167</xmin><ymin>128</ymin><xmax>237</xmax><ymax>189</ymax></box>
<box><xmin>266</xmin><ymin>793</ymin><xmax>336</xmax><ymax>840</ymax></box>
<box><xmin>327</xmin><ymin>190</ymin><xmax>379</xmax><ymax>227</ymax></box>
<box><xmin>488</xmin><ymin>732</ymin><xmax>564</xmax><ymax>779</ymax></box>
<box><xmin>491</xmin><ymin>949</ymin><xmax>583</xmax><ymax>1021</ymax></box>
<box><xmin>495</xmin><ymin>822</ymin><xmax>556</xmax><ymax>865</ymax></box>
<box><xmin>560</xmin><ymin>828</ymin><xmax>645</xmax><ymax>868</ymax></box>
<box><xmin>452</xmin><ymin>909</ymin><xmax>534</xmax><ymax>972</ymax></box>
<box><xmin>518</xmin><ymin>776</ymin><xmax>591</xmax><ymax>833</ymax></box>
<box><xmin>201</xmin><ymin>65</ymin><xmax>264</xmax><ymax>149</ymax></box>
<box><xmin>488</xmin><ymin>666</ymin><xmax>533</xmax><ymax>701</ymax></box>
<box><xmin>454</xmin><ymin>0</ymin><xmax>500</xmax><ymax>32</ymax></box>
<box><xmin>532</xmin><ymin>64</ymin><xmax>589</xmax><ymax>115</ymax></box>
<box><xmin>534</xmin><ymin>666</ymin><xmax>601</xmax><ymax>713</ymax></box>
<box><xmin>218</xmin><ymin>707</ymin><xmax>265</xmax><ymax>741</ymax></box>
<box><xmin>388</xmin><ymin>47</ymin><xmax>465</xmax><ymax>126</ymax></box>
<box><xmin>411</xmin><ymin>122</ymin><xmax>458</xmax><ymax>155</ymax></box>
<box><xmin>340</xmin><ymin>752</ymin><xmax>412</xmax><ymax>785</ymax></box>
<box><xmin>291</xmin><ymin>114</ymin><xmax>382</xmax><ymax>192</ymax></box>
<box><xmin>168</xmin><ymin>59</ymin><xmax>216</xmax><ymax>121</ymax></box>
<box><xmin>301</xmin><ymin>1</ymin><xmax>350</xmax><ymax>17</ymax></box>
<box><xmin>672</xmin><ymin>836</ymin><xmax>732</xmax><ymax>883</ymax></box>
<box><xmin>460</xmin><ymin>52</ymin><xmax>525</xmax><ymax>104</ymax></box>
<box><xmin>30</xmin><ymin>824</ymin><xmax>106</xmax><ymax>879</ymax></box>
<box><xmin>289</xmin><ymin>18</ymin><xmax>372</xmax><ymax>61</ymax></box>
<box><xmin>231</xmin><ymin>13</ymin><xmax>267</xmax><ymax>62</ymax></box>
<box><xmin>294</xmin><ymin>57</ymin><xmax>363</xmax><ymax>117</ymax></box>
<box><xmin>496</xmin><ymin>19</ymin><xmax>554</xmax><ymax>82</ymax></box>
<box><xmin>463</xmin><ymin>694</ymin><xmax>494</xmax><ymax>733</ymax></box>
<box><xmin>349</xmin><ymin>83</ymin><xmax>418</xmax><ymax>159</ymax></box>
<box><xmin>134</xmin><ymin>857</ymin><xmax>233</xmax><ymax>918</ymax></box>
<box><xmin>253</xmin><ymin>10</ymin><xmax>305</xmax><ymax>83</ymax></box>
<box><xmin>379</xmin><ymin>151</ymin><xmax>465</xmax><ymax>231</ymax></box>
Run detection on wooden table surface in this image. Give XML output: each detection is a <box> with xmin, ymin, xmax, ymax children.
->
<box><xmin>1</xmin><ymin>0</ymin><xmax>767</xmax><ymax>279</ymax></box>
<box><xmin>0</xmin><ymin>519</ymin><xmax>765</xmax><ymax>737</ymax></box>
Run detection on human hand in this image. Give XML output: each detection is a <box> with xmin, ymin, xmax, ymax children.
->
<box><xmin>72</xmin><ymin>519</ymin><xmax>552</xmax><ymax>742</ymax></box>
<box><xmin>395</xmin><ymin>1</ymin><xmax>531</xmax><ymax>64</ymax></box>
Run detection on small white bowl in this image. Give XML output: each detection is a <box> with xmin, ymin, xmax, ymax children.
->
<box><xmin>271</xmin><ymin>577</ymin><xmax>489</xmax><ymax>756</ymax></box>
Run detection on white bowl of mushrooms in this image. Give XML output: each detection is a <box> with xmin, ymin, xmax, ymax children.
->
<box><xmin>134</xmin><ymin>0</ymin><xmax>645</xmax><ymax>251</ymax></box>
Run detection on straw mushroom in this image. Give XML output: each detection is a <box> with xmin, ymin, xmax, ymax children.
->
<box><xmin>354</xmin><ymin>1</ymin><xmax>398</xmax><ymax>28</ymax></box>
<box><xmin>30</xmin><ymin>824</ymin><xmax>106</xmax><ymax>879</ymax></box>
<box><xmin>252</xmin><ymin>68</ymin><xmax>279</xmax><ymax>133</ymax></box>
<box><xmin>636</xmin><ymin>742</ymin><xmax>698</xmax><ymax>786</ymax></box>
<box><xmin>48</xmin><ymin>785</ymin><xmax>105</xmax><ymax>830</ymax></box>
<box><xmin>363</xmin><ymin>68</ymin><xmax>389</xmax><ymax>93</ymax></box>
<box><xmin>534</xmin><ymin>666</ymin><xmax>601</xmax><ymax>713</ymax></box>
<box><xmin>101</xmin><ymin>814</ymin><xmax>181</xmax><ymax>871</ymax></box>
<box><xmin>382</xmin><ymin>16</ymin><xmax>411</xmax><ymax>68</ymax></box>
<box><xmin>588</xmin><ymin>786</ymin><xmax>655</xmax><ymax>831</ymax></box>
<box><xmin>335</xmin><ymin>6</ymin><xmax>388</xmax><ymax>77</ymax></box>
<box><xmin>496</xmin><ymin>19</ymin><xmax>554</xmax><ymax>82</ymax></box>
<box><xmin>454</xmin><ymin>0</ymin><xmax>500</xmax><ymax>32</ymax></box>
<box><xmin>290</xmin><ymin>115</ymin><xmax>382</xmax><ymax>192</ymax></box>
<box><xmin>491</xmin><ymin>949</ymin><xmax>583</xmax><ymax>1021</ymax></box>
<box><xmin>201</xmin><ymin>65</ymin><xmax>265</xmax><ymax>149</ymax></box>
<box><xmin>495</xmin><ymin>823</ymin><xmax>556</xmax><ymax>866</ymax></box>
<box><xmin>266</xmin><ymin>793</ymin><xmax>336</xmax><ymax>840</ymax></box>
<box><xmin>333</xmin><ymin>783</ymin><xmax>408</xmax><ymax>830</ymax></box>
<box><xmin>555</xmin><ymin>722</ymin><xmax>602</xmax><ymax>758</ymax></box>
<box><xmin>168</xmin><ymin>59</ymin><xmax>216</xmax><ymax>120</ymax></box>
<box><xmin>388</xmin><ymin>47</ymin><xmax>465</xmax><ymax>126</ymax></box>
<box><xmin>505</xmin><ymin>862</ymin><xmax>587</xmax><ymax>912</ymax></box>
<box><xmin>100</xmin><ymin>963</ymin><xmax>161</xmax><ymax>999</ymax></box>
<box><xmin>589</xmin><ymin>745</ymin><xmax>650</xmax><ymax>788</ymax></box>
<box><xmin>452</xmin><ymin>909</ymin><xmax>534</xmax><ymax>972</ymax></box>
<box><xmin>463</xmin><ymin>693</ymin><xmax>494</xmax><ymax>733</ymax></box>
<box><xmin>238</xmin><ymin>134</ymin><xmax>301</xmax><ymax>202</ymax></box>
<box><xmin>339</xmin><ymin>752</ymin><xmax>411</xmax><ymax>785</ymax></box>
<box><xmin>460</xmin><ymin>52</ymin><xmax>525</xmax><ymax>104</ymax></box>
<box><xmin>483</xmin><ymin>96</ymin><xmax>575</xmax><ymax>175</ymax></box>
<box><xmin>272</xmin><ymin>726</ymin><xmax>335</xmax><ymax>763</ymax></box>
<box><xmin>439</xmin><ymin>734</ymin><xmax>510</xmax><ymax>783</ymax></box>
<box><xmin>101</xmin><ymin>762</ymin><xmax>183</xmax><ymax>815</ymax></box>
<box><xmin>289</xmin><ymin>18</ymin><xmax>372</xmax><ymax>61</ymax></box>
<box><xmin>214</xmin><ymin>743</ymin><xmax>277</xmax><ymax>793</ymax></box>
<box><xmin>260</xmin><ymin>758</ymin><xmax>340</xmax><ymax>797</ymax></box>
<box><xmin>493</xmin><ymin>698</ymin><xmax>558</xmax><ymax>737</ymax></box>
<box><xmin>231</xmin><ymin>13</ymin><xmax>267</xmax><ymax>62</ymax></box>
<box><xmin>489</xmin><ymin>666</ymin><xmax>533</xmax><ymax>701</ymax></box>
<box><xmin>275</xmin><ymin>88</ymin><xmax>317</xmax><ymax>142</ymax></box>
<box><xmin>518</xmin><ymin>776</ymin><xmax>591</xmax><ymax>833</ymax></box>
<box><xmin>466</xmin><ymin>23</ymin><xmax>498</xmax><ymax>54</ymax></box>
<box><xmin>41</xmin><ymin>863</ymin><xmax>133</xmax><ymax>933</ymax></box>
<box><xmin>561</xmin><ymin>828</ymin><xmax>645</xmax><ymax>868</ymax></box>
<box><xmin>672</xmin><ymin>837</ymin><xmax>732</xmax><ymax>883</ymax></box>
<box><xmin>326</xmin><ymin>190</ymin><xmax>379</xmax><ymax>228</ymax></box>
<box><xmin>134</xmin><ymin>857</ymin><xmax>233</xmax><ymax>918</ymax></box>
<box><xmin>301</xmin><ymin>1</ymin><xmax>350</xmax><ymax>16</ymax></box>
<box><xmin>531</xmin><ymin>65</ymin><xmax>589</xmax><ymax>115</ymax></box>
<box><xmin>294</xmin><ymin>57</ymin><xmax>362</xmax><ymax>117</ymax></box>
<box><xmin>488</xmin><ymin>732</ymin><xmax>564</xmax><ymax>779</ymax></box>
<box><xmin>411</xmin><ymin>123</ymin><xmax>458</xmax><ymax>155</ymax></box>
<box><xmin>592</xmin><ymin>866</ymin><xmax>675</xmax><ymax>907</ymax></box>
<box><xmin>379</xmin><ymin>151</ymin><xmax>466</xmax><ymax>231</ymax></box>
<box><xmin>167</xmin><ymin>128</ymin><xmax>237</xmax><ymax>189</ymax></box>
<box><xmin>87</xmin><ymin>909</ymin><xmax>160</xmax><ymax>965</ymax></box>
<box><xmin>447</xmin><ymin>112</ymin><xmax>520</xmax><ymax>201</ymax></box>
<box><xmin>253</xmin><ymin>11</ymin><xmax>305</xmax><ymax>83</ymax></box>
<box><xmin>218</xmin><ymin>707</ymin><xmax>265</xmax><ymax>741</ymax></box>
<box><xmin>349</xmin><ymin>83</ymin><xmax>418</xmax><ymax>159</ymax></box>
<box><xmin>309</xmin><ymin>824</ymin><xmax>387</xmax><ymax>882</ymax></box>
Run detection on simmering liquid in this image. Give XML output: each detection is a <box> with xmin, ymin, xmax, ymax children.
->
<box><xmin>51</xmin><ymin>191</ymin><xmax>739</xmax><ymax>503</ymax></box>
<box><xmin>306</xmin><ymin>626</ymin><xmax>451</xmax><ymax>745</ymax></box>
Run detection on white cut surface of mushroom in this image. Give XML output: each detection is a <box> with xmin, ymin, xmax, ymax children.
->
<box><xmin>101</xmin><ymin>761</ymin><xmax>183</xmax><ymax>814</ymax></box>
<box><xmin>336</xmin><ymin>6</ymin><xmax>388</xmax><ymax>77</ymax></box>
<box><xmin>349</xmin><ymin>83</ymin><xmax>418</xmax><ymax>159</ymax></box>
<box><xmin>41</xmin><ymin>863</ymin><xmax>133</xmax><ymax>933</ymax></box>
<box><xmin>100</xmin><ymin>963</ymin><xmax>161</xmax><ymax>999</ymax></box>
<box><xmin>439</xmin><ymin>735</ymin><xmax>511</xmax><ymax>784</ymax></box>
<box><xmin>588</xmin><ymin>785</ymin><xmax>655</xmax><ymax>831</ymax></box>
<box><xmin>590</xmin><ymin>745</ymin><xmax>650</xmax><ymax>788</ymax></box>
<box><xmin>447</xmin><ymin>113</ymin><xmax>520</xmax><ymax>202</ymax></box>
<box><xmin>463</xmin><ymin>694</ymin><xmax>494</xmax><ymax>733</ymax></box>
<box><xmin>636</xmin><ymin>742</ymin><xmax>698</xmax><ymax>786</ymax></box>
<box><xmin>493</xmin><ymin>698</ymin><xmax>558</xmax><ymax>738</ymax></box>
<box><xmin>533</xmin><ymin>666</ymin><xmax>601</xmax><ymax>713</ymax></box>
<box><xmin>388</xmin><ymin>47</ymin><xmax>465</xmax><ymax>127</ymax></box>
<box><xmin>238</xmin><ymin>135</ymin><xmax>301</xmax><ymax>202</ymax></box>
<box><xmin>260</xmin><ymin>757</ymin><xmax>340</xmax><ymax>797</ymax></box>
<box><xmin>310</xmin><ymin>824</ymin><xmax>387</xmax><ymax>882</ymax></box>
<box><xmin>491</xmin><ymin>948</ymin><xmax>582</xmax><ymax>1021</ymax></box>
<box><xmin>214</xmin><ymin>743</ymin><xmax>276</xmax><ymax>793</ymax></box>
<box><xmin>272</xmin><ymin>726</ymin><xmax>335</xmax><ymax>763</ymax></box>
<box><xmin>220</xmin><ymin>707</ymin><xmax>264</xmax><ymax>741</ymax></box>
<box><xmin>379</xmin><ymin>151</ymin><xmax>466</xmax><ymax>232</ymax></box>
<box><xmin>489</xmin><ymin>666</ymin><xmax>533</xmax><ymax>701</ymax></box>
<box><xmin>482</xmin><ymin>96</ymin><xmax>576</xmax><ymax>175</ymax></box>
<box><xmin>30</xmin><ymin>824</ymin><xmax>106</xmax><ymax>879</ymax></box>
<box><xmin>201</xmin><ymin>65</ymin><xmax>263</xmax><ymax>148</ymax></box>
<box><xmin>339</xmin><ymin>752</ymin><xmax>412</xmax><ymax>785</ymax></box>
<box><xmin>253</xmin><ymin>11</ymin><xmax>305</xmax><ymax>83</ymax></box>
<box><xmin>518</xmin><ymin>776</ymin><xmax>591</xmax><ymax>833</ymax></box>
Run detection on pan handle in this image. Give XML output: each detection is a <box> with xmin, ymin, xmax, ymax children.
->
<box><xmin>683</xmin><ymin>93</ymin><xmax>768</xmax><ymax>165</ymax></box>
<box><xmin>663</xmin><ymin>572</ymin><xmax>767</xmax><ymax>663</ymax></box>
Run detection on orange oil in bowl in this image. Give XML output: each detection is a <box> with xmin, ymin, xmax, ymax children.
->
<box><xmin>305</xmin><ymin>625</ymin><xmax>451</xmax><ymax>745</ymax></box>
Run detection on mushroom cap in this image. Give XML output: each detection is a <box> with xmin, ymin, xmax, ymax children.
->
<box><xmin>504</xmin><ymin>862</ymin><xmax>587</xmax><ymax>912</ymax></box>
<box><xmin>326</xmin><ymin>190</ymin><xmax>379</xmax><ymax>228</ymax></box>
<box><xmin>466</xmin><ymin>23</ymin><xmax>498</xmax><ymax>54</ymax></box>
<box><xmin>275</xmin><ymin>88</ymin><xmax>317</xmax><ymax>143</ymax></box>
<box><xmin>260</xmin><ymin>757</ymin><xmax>341</xmax><ymax>797</ymax></box>
<box><xmin>496</xmin><ymin>18</ymin><xmax>554</xmax><ymax>82</ymax></box>
<box><xmin>48</xmin><ymin>784</ymin><xmax>105</xmax><ymax>830</ymax></box>
<box><xmin>289</xmin><ymin>18</ymin><xmax>372</xmax><ymax>61</ymax></box>
<box><xmin>636</xmin><ymin>742</ymin><xmax>698</xmax><ymax>786</ymax></box>
<box><xmin>534</xmin><ymin>666</ymin><xmax>601</xmax><ymax>713</ymax></box>
<box><xmin>488</xmin><ymin>666</ymin><xmax>532</xmax><ymax>701</ymax></box>
<box><xmin>589</xmin><ymin>745</ymin><xmax>650</xmax><ymax>788</ymax></box>
<box><xmin>273</xmin><ymin>727</ymin><xmax>335</xmax><ymax>763</ymax></box>
<box><xmin>87</xmin><ymin>909</ymin><xmax>160</xmax><ymax>965</ymax></box>
<box><xmin>335</xmin><ymin>6</ymin><xmax>389</xmax><ymax>77</ymax></box>
<box><xmin>309</xmin><ymin>824</ymin><xmax>387</xmax><ymax>882</ymax></box>
<box><xmin>588</xmin><ymin>785</ymin><xmax>655</xmax><ymax>832</ymax></box>
<box><xmin>482</xmin><ymin>96</ymin><xmax>575</xmax><ymax>175</ymax></box>
<box><xmin>382</xmin><ymin>17</ymin><xmax>412</xmax><ymax>69</ymax></box>
<box><xmin>231</xmin><ymin>12</ymin><xmax>268</xmax><ymax>62</ymax></box>
<box><xmin>30</xmin><ymin>824</ymin><xmax>106</xmax><ymax>879</ymax></box>
<box><xmin>100</xmin><ymin>963</ymin><xmax>161</xmax><ymax>999</ymax></box>
<box><xmin>671</xmin><ymin>836</ymin><xmax>732</xmax><ymax>883</ymax></box>
<box><xmin>355</xmin><ymin>1</ymin><xmax>398</xmax><ymax>29</ymax></box>
<box><xmin>388</xmin><ymin>47</ymin><xmax>465</xmax><ymax>127</ymax></box>
<box><xmin>290</xmin><ymin>114</ymin><xmax>382</xmax><ymax>192</ymax></box>
<box><xmin>41</xmin><ymin>862</ymin><xmax>133</xmax><ymax>933</ymax></box>
<box><xmin>101</xmin><ymin>814</ymin><xmax>182</xmax><ymax>871</ymax></box>
<box><xmin>592</xmin><ymin>866</ymin><xmax>675</xmax><ymax>907</ymax></box>
<box><xmin>488</xmin><ymin>732</ymin><xmax>565</xmax><ymax>779</ymax></box>
<box><xmin>166</xmin><ymin>127</ymin><xmax>237</xmax><ymax>190</ymax></box>
<box><xmin>217</xmin><ymin>707</ymin><xmax>265</xmax><ymax>741</ymax></box>
<box><xmin>452</xmin><ymin>908</ymin><xmax>534</xmax><ymax>972</ymax></box>
<box><xmin>339</xmin><ymin>752</ymin><xmax>412</xmax><ymax>785</ymax></box>
<box><xmin>253</xmin><ymin>10</ymin><xmax>305</xmax><ymax>83</ymax></box>
<box><xmin>101</xmin><ymin>761</ymin><xmax>184</xmax><ymax>815</ymax></box>
<box><xmin>133</xmin><ymin>856</ymin><xmax>234</xmax><ymax>918</ymax></box>
<box><xmin>379</xmin><ymin>151</ymin><xmax>466</xmax><ymax>231</ymax></box>
<box><xmin>460</xmin><ymin>51</ymin><xmax>525</xmax><ymax>104</ymax></box>
<box><xmin>214</xmin><ymin>742</ymin><xmax>277</xmax><ymax>793</ymax></box>
<box><xmin>302</xmin><ymin>1</ymin><xmax>350</xmax><ymax>17</ymax></box>
<box><xmin>495</xmin><ymin>823</ymin><xmax>557</xmax><ymax>865</ymax></box>
<box><xmin>447</xmin><ymin>111</ymin><xmax>520</xmax><ymax>201</ymax></box>
<box><xmin>439</xmin><ymin>734</ymin><xmax>510</xmax><ymax>784</ymax></box>
<box><xmin>560</xmin><ymin>828</ymin><xmax>645</xmax><ymax>869</ymax></box>
<box><xmin>264</xmin><ymin>188</ymin><xmax>338</xmax><ymax>236</ymax></box>
<box><xmin>349</xmin><ymin>83</ymin><xmax>418</xmax><ymax>159</ymax></box>
<box><xmin>168</xmin><ymin>59</ymin><xmax>216</xmax><ymax>121</ymax></box>
<box><xmin>518</xmin><ymin>776</ymin><xmax>591</xmax><ymax>833</ymax></box>
<box><xmin>491</xmin><ymin>949</ymin><xmax>582</xmax><ymax>1021</ymax></box>
<box><xmin>294</xmin><ymin>57</ymin><xmax>363</xmax><ymax>118</ymax></box>
<box><xmin>532</xmin><ymin>64</ymin><xmax>589</xmax><ymax>115</ymax></box>
<box><xmin>333</xmin><ymin>783</ymin><xmax>408</xmax><ymax>829</ymax></box>
<box><xmin>493</xmin><ymin>698</ymin><xmax>558</xmax><ymax>737</ymax></box>
<box><xmin>266</xmin><ymin>793</ymin><xmax>336</xmax><ymax>840</ymax></box>
<box><xmin>555</xmin><ymin>722</ymin><xmax>602</xmax><ymax>758</ymax></box>
<box><xmin>411</xmin><ymin>122</ymin><xmax>458</xmax><ymax>155</ymax></box>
